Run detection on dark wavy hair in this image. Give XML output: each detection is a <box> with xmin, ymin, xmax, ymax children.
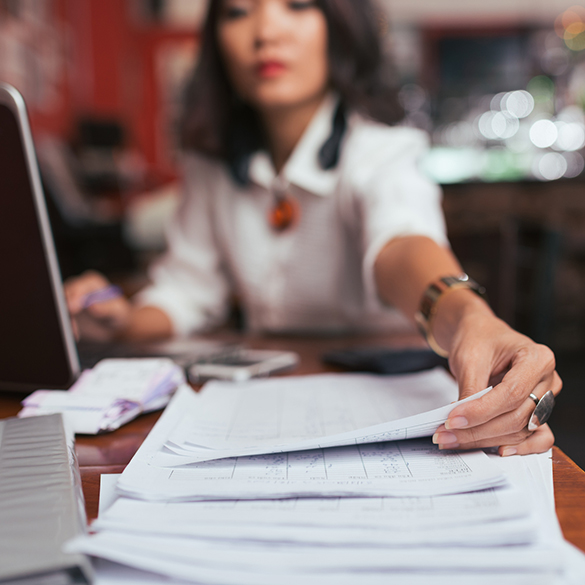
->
<box><xmin>180</xmin><ymin>0</ymin><xmax>403</xmax><ymax>184</ymax></box>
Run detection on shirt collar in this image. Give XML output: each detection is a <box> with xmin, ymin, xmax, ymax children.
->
<box><xmin>248</xmin><ymin>93</ymin><xmax>341</xmax><ymax>197</ymax></box>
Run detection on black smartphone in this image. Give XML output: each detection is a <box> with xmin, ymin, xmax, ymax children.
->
<box><xmin>322</xmin><ymin>346</ymin><xmax>448</xmax><ymax>375</ymax></box>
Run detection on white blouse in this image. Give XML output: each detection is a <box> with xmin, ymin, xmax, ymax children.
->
<box><xmin>136</xmin><ymin>94</ymin><xmax>448</xmax><ymax>336</ymax></box>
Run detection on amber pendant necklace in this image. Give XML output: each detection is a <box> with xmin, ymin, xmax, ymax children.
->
<box><xmin>268</xmin><ymin>177</ymin><xmax>299</xmax><ymax>233</ymax></box>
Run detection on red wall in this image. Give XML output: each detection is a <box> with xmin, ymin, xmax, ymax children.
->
<box><xmin>28</xmin><ymin>0</ymin><xmax>198</xmax><ymax>184</ymax></box>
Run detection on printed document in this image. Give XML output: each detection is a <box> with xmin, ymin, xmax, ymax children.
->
<box><xmin>156</xmin><ymin>368</ymin><xmax>492</xmax><ymax>465</ymax></box>
<box><xmin>117</xmin><ymin>378</ymin><xmax>505</xmax><ymax>500</ymax></box>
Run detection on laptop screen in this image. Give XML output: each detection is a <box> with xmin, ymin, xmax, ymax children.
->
<box><xmin>0</xmin><ymin>86</ymin><xmax>79</xmax><ymax>391</ymax></box>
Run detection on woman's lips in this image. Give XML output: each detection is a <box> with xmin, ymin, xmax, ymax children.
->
<box><xmin>256</xmin><ymin>61</ymin><xmax>287</xmax><ymax>78</ymax></box>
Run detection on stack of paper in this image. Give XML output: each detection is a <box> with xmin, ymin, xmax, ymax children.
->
<box><xmin>19</xmin><ymin>358</ymin><xmax>185</xmax><ymax>434</ymax></box>
<box><xmin>116</xmin><ymin>369</ymin><xmax>503</xmax><ymax>500</ymax></box>
<box><xmin>66</xmin><ymin>368</ymin><xmax>585</xmax><ymax>583</ymax></box>
<box><xmin>74</xmin><ymin>454</ymin><xmax>585</xmax><ymax>585</ymax></box>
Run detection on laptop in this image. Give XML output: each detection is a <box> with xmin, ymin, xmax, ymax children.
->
<box><xmin>0</xmin><ymin>83</ymin><xmax>80</xmax><ymax>392</ymax></box>
<box><xmin>0</xmin><ymin>83</ymin><xmax>229</xmax><ymax>393</ymax></box>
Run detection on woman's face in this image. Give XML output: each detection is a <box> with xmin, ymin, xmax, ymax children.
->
<box><xmin>217</xmin><ymin>0</ymin><xmax>329</xmax><ymax>112</ymax></box>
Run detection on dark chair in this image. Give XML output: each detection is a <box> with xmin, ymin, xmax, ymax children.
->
<box><xmin>449</xmin><ymin>218</ymin><xmax>562</xmax><ymax>345</ymax></box>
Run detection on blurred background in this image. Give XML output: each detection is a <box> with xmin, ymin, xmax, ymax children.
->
<box><xmin>0</xmin><ymin>0</ymin><xmax>584</xmax><ymax>464</ymax></box>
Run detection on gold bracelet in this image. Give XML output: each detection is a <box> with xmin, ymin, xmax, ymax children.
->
<box><xmin>414</xmin><ymin>275</ymin><xmax>486</xmax><ymax>358</ymax></box>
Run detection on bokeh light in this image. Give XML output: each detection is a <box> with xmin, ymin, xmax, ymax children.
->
<box><xmin>541</xmin><ymin>46</ymin><xmax>570</xmax><ymax>76</ymax></box>
<box><xmin>422</xmin><ymin>147</ymin><xmax>483</xmax><ymax>184</ymax></box>
<box><xmin>398</xmin><ymin>84</ymin><xmax>427</xmax><ymax>113</ymax></box>
<box><xmin>502</xmin><ymin>91</ymin><xmax>535</xmax><ymax>119</ymax></box>
<box><xmin>555</xmin><ymin>122</ymin><xmax>585</xmax><ymax>151</ymax></box>
<box><xmin>490</xmin><ymin>92</ymin><xmax>507</xmax><ymax>112</ymax></box>
<box><xmin>533</xmin><ymin>152</ymin><xmax>568</xmax><ymax>181</ymax></box>
<box><xmin>555</xmin><ymin>6</ymin><xmax>585</xmax><ymax>51</ymax></box>
<box><xmin>557</xmin><ymin>106</ymin><xmax>585</xmax><ymax>124</ymax></box>
<box><xmin>477</xmin><ymin>110</ymin><xmax>520</xmax><ymax>141</ymax></box>
<box><xmin>529</xmin><ymin>119</ymin><xmax>558</xmax><ymax>149</ymax></box>
<box><xmin>527</xmin><ymin>76</ymin><xmax>555</xmax><ymax>106</ymax></box>
<box><xmin>439</xmin><ymin>121</ymin><xmax>476</xmax><ymax>148</ymax></box>
<box><xmin>478</xmin><ymin>111</ymin><xmax>498</xmax><ymax>140</ymax></box>
<box><xmin>426</xmin><ymin>7</ymin><xmax>585</xmax><ymax>183</ymax></box>
<box><xmin>563</xmin><ymin>152</ymin><xmax>585</xmax><ymax>178</ymax></box>
<box><xmin>491</xmin><ymin>112</ymin><xmax>520</xmax><ymax>139</ymax></box>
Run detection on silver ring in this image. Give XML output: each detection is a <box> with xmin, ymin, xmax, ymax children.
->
<box><xmin>527</xmin><ymin>390</ymin><xmax>555</xmax><ymax>431</ymax></box>
<box><xmin>529</xmin><ymin>393</ymin><xmax>539</xmax><ymax>406</ymax></box>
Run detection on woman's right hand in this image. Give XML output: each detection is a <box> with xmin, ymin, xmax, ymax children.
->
<box><xmin>64</xmin><ymin>270</ymin><xmax>132</xmax><ymax>342</ymax></box>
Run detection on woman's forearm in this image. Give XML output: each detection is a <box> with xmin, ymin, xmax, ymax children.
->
<box><xmin>374</xmin><ymin>236</ymin><xmax>470</xmax><ymax>315</ymax></box>
<box><xmin>373</xmin><ymin>235</ymin><xmax>493</xmax><ymax>355</ymax></box>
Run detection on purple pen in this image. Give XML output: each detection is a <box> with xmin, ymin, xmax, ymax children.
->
<box><xmin>81</xmin><ymin>284</ymin><xmax>123</xmax><ymax>309</ymax></box>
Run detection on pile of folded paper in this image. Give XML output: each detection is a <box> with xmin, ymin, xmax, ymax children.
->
<box><xmin>67</xmin><ymin>368</ymin><xmax>585</xmax><ymax>584</ymax></box>
<box><xmin>20</xmin><ymin>358</ymin><xmax>184</xmax><ymax>434</ymax></box>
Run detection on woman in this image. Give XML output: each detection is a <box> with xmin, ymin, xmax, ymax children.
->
<box><xmin>67</xmin><ymin>0</ymin><xmax>560</xmax><ymax>456</ymax></box>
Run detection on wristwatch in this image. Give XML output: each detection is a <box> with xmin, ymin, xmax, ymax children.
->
<box><xmin>415</xmin><ymin>274</ymin><xmax>487</xmax><ymax>358</ymax></box>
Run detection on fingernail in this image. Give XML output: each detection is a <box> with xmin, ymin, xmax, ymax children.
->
<box><xmin>501</xmin><ymin>447</ymin><xmax>517</xmax><ymax>457</ymax></box>
<box><xmin>445</xmin><ymin>416</ymin><xmax>468</xmax><ymax>430</ymax></box>
<box><xmin>432</xmin><ymin>432</ymin><xmax>458</xmax><ymax>444</ymax></box>
<box><xmin>439</xmin><ymin>443</ymin><xmax>459</xmax><ymax>450</ymax></box>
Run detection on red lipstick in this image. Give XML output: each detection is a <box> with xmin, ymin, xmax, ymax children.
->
<box><xmin>257</xmin><ymin>61</ymin><xmax>287</xmax><ymax>78</ymax></box>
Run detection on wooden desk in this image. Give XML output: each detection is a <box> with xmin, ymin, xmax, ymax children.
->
<box><xmin>1</xmin><ymin>332</ymin><xmax>584</xmax><ymax>552</ymax></box>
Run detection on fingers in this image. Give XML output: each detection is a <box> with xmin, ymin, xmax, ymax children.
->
<box><xmin>434</xmin><ymin>393</ymin><xmax>537</xmax><ymax>449</ymax></box>
<box><xmin>430</xmin><ymin>295</ymin><xmax>560</xmax><ymax>458</ymax></box>
<box><xmin>64</xmin><ymin>271</ymin><xmax>131</xmax><ymax>342</ymax></box>
<box><xmin>433</xmin><ymin>370</ymin><xmax>561</xmax><ymax>451</ymax></box>
<box><xmin>434</xmin><ymin>424</ymin><xmax>554</xmax><ymax>456</ymax></box>
<box><xmin>447</xmin><ymin>343</ymin><xmax>559</xmax><ymax>431</ymax></box>
<box><xmin>84</xmin><ymin>295</ymin><xmax>128</xmax><ymax>322</ymax></box>
<box><xmin>438</xmin><ymin>327</ymin><xmax>560</xmax><ymax>455</ymax></box>
<box><xmin>499</xmin><ymin>424</ymin><xmax>555</xmax><ymax>457</ymax></box>
<box><xmin>65</xmin><ymin>270</ymin><xmax>112</xmax><ymax>314</ymax></box>
<box><xmin>449</xmin><ymin>346</ymin><xmax>493</xmax><ymax>404</ymax></box>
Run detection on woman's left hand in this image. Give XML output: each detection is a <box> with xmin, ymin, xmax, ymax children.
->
<box><xmin>432</xmin><ymin>308</ymin><xmax>561</xmax><ymax>456</ymax></box>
